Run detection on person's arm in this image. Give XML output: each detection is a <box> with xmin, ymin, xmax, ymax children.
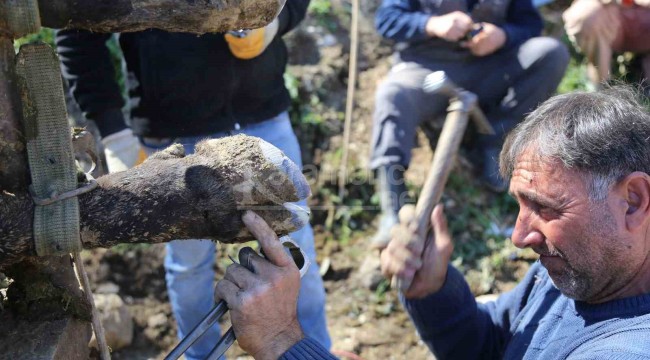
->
<box><xmin>630</xmin><ymin>0</ymin><xmax>650</xmax><ymax>7</ymax></box>
<box><xmin>402</xmin><ymin>262</ymin><xmax>545</xmax><ymax>359</ymax></box>
<box><xmin>381</xmin><ymin>204</ymin><xmax>545</xmax><ymax>359</ymax></box>
<box><xmin>55</xmin><ymin>29</ymin><xmax>127</xmax><ymax>137</ymax></box>
<box><xmin>56</xmin><ymin>30</ymin><xmax>144</xmax><ymax>172</ymax></box>
<box><xmin>462</xmin><ymin>0</ymin><xmax>542</xmax><ymax>56</ymax></box>
<box><xmin>375</xmin><ymin>0</ymin><xmax>432</xmax><ymax>42</ymax></box>
<box><xmin>501</xmin><ymin>0</ymin><xmax>543</xmax><ymax>49</ymax></box>
<box><xmin>376</xmin><ymin>0</ymin><xmax>474</xmax><ymax>43</ymax></box>
<box><xmin>280</xmin><ymin>338</ymin><xmax>338</xmax><ymax>359</ymax></box>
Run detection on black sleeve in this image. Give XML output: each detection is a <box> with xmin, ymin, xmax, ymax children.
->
<box><xmin>501</xmin><ymin>0</ymin><xmax>543</xmax><ymax>49</ymax></box>
<box><xmin>277</xmin><ymin>0</ymin><xmax>310</xmax><ymax>36</ymax></box>
<box><xmin>55</xmin><ymin>29</ymin><xmax>127</xmax><ymax>137</ymax></box>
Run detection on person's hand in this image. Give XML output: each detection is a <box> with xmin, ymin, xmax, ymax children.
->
<box><xmin>214</xmin><ymin>211</ymin><xmax>304</xmax><ymax>359</ymax></box>
<box><xmin>380</xmin><ymin>204</ymin><xmax>454</xmax><ymax>299</ymax></box>
<box><xmin>634</xmin><ymin>0</ymin><xmax>650</xmax><ymax>8</ymax></box>
<box><xmin>425</xmin><ymin>11</ymin><xmax>474</xmax><ymax>42</ymax></box>
<box><xmin>461</xmin><ymin>22</ymin><xmax>506</xmax><ymax>56</ymax></box>
<box><xmin>224</xmin><ymin>18</ymin><xmax>279</xmax><ymax>60</ymax></box>
<box><xmin>562</xmin><ymin>0</ymin><xmax>619</xmax><ymax>46</ymax></box>
<box><xmin>101</xmin><ymin>128</ymin><xmax>147</xmax><ymax>173</ymax></box>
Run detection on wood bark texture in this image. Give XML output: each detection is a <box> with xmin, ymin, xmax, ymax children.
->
<box><xmin>0</xmin><ymin>255</ymin><xmax>92</xmax><ymax>359</ymax></box>
<box><xmin>37</xmin><ymin>0</ymin><xmax>284</xmax><ymax>34</ymax></box>
<box><xmin>0</xmin><ymin>38</ymin><xmax>30</xmax><ymax>193</ymax></box>
<box><xmin>0</xmin><ymin>0</ymin><xmax>41</xmax><ymax>39</ymax></box>
<box><xmin>0</xmin><ymin>40</ymin><xmax>92</xmax><ymax>358</ymax></box>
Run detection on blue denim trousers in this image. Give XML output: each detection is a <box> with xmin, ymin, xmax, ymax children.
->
<box><xmin>141</xmin><ymin>112</ymin><xmax>331</xmax><ymax>359</ymax></box>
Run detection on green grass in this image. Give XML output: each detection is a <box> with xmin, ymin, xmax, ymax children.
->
<box><xmin>308</xmin><ymin>0</ymin><xmax>342</xmax><ymax>32</ymax></box>
<box><xmin>13</xmin><ymin>28</ymin><xmax>55</xmax><ymax>51</ymax></box>
<box><xmin>308</xmin><ymin>0</ymin><xmax>332</xmax><ymax>18</ymax></box>
<box><xmin>557</xmin><ymin>58</ymin><xmax>590</xmax><ymax>94</ymax></box>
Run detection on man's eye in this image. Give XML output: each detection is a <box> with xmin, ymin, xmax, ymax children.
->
<box><xmin>537</xmin><ymin>206</ymin><xmax>557</xmax><ymax>219</ymax></box>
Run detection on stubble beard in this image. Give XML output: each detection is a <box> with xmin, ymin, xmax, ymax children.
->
<box><xmin>550</xmin><ymin>261</ymin><xmax>594</xmax><ymax>301</ymax></box>
<box><xmin>547</xmin><ymin>203</ymin><xmax>622</xmax><ymax>302</ymax></box>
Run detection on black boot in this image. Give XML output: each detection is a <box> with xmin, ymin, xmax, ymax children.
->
<box><xmin>370</xmin><ymin>165</ymin><xmax>407</xmax><ymax>249</ymax></box>
<box><xmin>480</xmin><ymin>146</ymin><xmax>508</xmax><ymax>193</ymax></box>
<box><xmin>475</xmin><ymin>132</ymin><xmax>509</xmax><ymax>193</ymax></box>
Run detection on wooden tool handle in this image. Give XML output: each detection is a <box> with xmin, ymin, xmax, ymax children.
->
<box><xmin>394</xmin><ymin>107</ymin><xmax>470</xmax><ymax>292</ymax></box>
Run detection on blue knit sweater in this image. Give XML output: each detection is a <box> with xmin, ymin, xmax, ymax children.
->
<box><xmin>404</xmin><ymin>262</ymin><xmax>650</xmax><ymax>359</ymax></box>
<box><xmin>281</xmin><ymin>262</ymin><xmax>650</xmax><ymax>359</ymax></box>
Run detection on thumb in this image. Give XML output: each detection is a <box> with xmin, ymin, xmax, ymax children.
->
<box><xmin>402</xmin><ymin>203</ymin><xmax>453</xmax><ymax>298</ymax></box>
<box><xmin>431</xmin><ymin>204</ymin><xmax>453</xmax><ymax>256</ymax></box>
<box><xmin>242</xmin><ymin>210</ymin><xmax>293</xmax><ymax>268</ymax></box>
<box><xmin>398</xmin><ymin>204</ymin><xmax>417</xmax><ymax>231</ymax></box>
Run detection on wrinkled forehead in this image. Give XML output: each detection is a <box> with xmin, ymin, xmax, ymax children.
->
<box><xmin>511</xmin><ymin>147</ymin><xmax>557</xmax><ymax>177</ymax></box>
<box><xmin>509</xmin><ymin>147</ymin><xmax>585</xmax><ymax>194</ymax></box>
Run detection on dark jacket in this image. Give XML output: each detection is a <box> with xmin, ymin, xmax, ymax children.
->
<box><xmin>375</xmin><ymin>0</ymin><xmax>543</xmax><ymax>62</ymax></box>
<box><xmin>56</xmin><ymin>1</ymin><xmax>309</xmax><ymax>138</ymax></box>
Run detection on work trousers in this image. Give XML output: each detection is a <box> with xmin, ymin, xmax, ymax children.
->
<box><xmin>141</xmin><ymin>112</ymin><xmax>331</xmax><ymax>360</ymax></box>
<box><xmin>369</xmin><ymin>37</ymin><xmax>569</xmax><ymax>171</ymax></box>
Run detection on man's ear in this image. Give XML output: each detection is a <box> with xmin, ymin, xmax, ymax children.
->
<box><xmin>617</xmin><ymin>172</ymin><xmax>650</xmax><ymax>231</ymax></box>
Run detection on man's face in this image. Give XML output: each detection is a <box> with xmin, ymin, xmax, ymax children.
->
<box><xmin>509</xmin><ymin>149</ymin><xmax>640</xmax><ymax>302</ymax></box>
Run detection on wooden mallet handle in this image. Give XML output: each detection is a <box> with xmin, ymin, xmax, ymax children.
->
<box><xmin>393</xmin><ymin>71</ymin><xmax>481</xmax><ymax>292</ymax></box>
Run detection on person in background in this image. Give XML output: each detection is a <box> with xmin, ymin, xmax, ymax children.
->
<box><xmin>216</xmin><ymin>86</ymin><xmax>650</xmax><ymax>359</ymax></box>
<box><xmin>368</xmin><ymin>0</ymin><xmax>569</xmax><ymax>249</ymax></box>
<box><xmin>55</xmin><ymin>2</ymin><xmax>331</xmax><ymax>358</ymax></box>
<box><xmin>563</xmin><ymin>0</ymin><xmax>650</xmax><ymax>90</ymax></box>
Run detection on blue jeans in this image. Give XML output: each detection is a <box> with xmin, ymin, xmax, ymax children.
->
<box><xmin>141</xmin><ymin>112</ymin><xmax>331</xmax><ymax>359</ymax></box>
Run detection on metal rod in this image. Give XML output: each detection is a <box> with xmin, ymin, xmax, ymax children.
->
<box><xmin>164</xmin><ymin>300</ymin><xmax>229</xmax><ymax>360</ymax></box>
<box><xmin>205</xmin><ymin>327</ymin><xmax>236</xmax><ymax>360</ymax></box>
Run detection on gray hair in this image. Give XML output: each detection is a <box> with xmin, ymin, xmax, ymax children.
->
<box><xmin>499</xmin><ymin>85</ymin><xmax>650</xmax><ymax>201</ymax></box>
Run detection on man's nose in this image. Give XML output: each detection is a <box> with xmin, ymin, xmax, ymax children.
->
<box><xmin>511</xmin><ymin>212</ymin><xmax>544</xmax><ymax>249</ymax></box>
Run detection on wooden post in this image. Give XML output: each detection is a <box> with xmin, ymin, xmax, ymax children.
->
<box><xmin>0</xmin><ymin>0</ymin><xmax>94</xmax><ymax>356</ymax></box>
<box><xmin>0</xmin><ymin>255</ymin><xmax>92</xmax><ymax>359</ymax></box>
<box><xmin>0</xmin><ymin>0</ymin><xmax>41</xmax><ymax>38</ymax></box>
<box><xmin>0</xmin><ymin>37</ymin><xmax>30</xmax><ymax>193</ymax></box>
<box><xmin>0</xmin><ymin>0</ymin><xmax>285</xmax><ymax>35</ymax></box>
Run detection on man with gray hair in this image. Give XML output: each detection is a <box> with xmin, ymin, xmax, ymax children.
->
<box><xmin>209</xmin><ymin>86</ymin><xmax>650</xmax><ymax>359</ymax></box>
<box><xmin>380</xmin><ymin>85</ymin><xmax>650</xmax><ymax>358</ymax></box>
